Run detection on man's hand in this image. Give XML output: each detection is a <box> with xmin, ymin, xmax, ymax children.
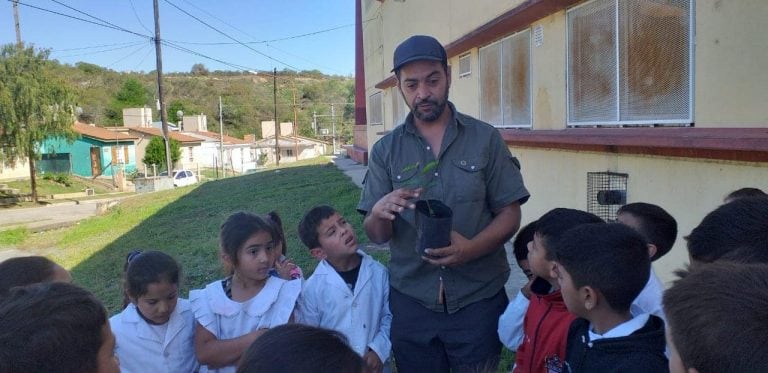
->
<box><xmin>370</xmin><ymin>188</ymin><xmax>421</xmax><ymax>221</ymax></box>
<box><xmin>363</xmin><ymin>349</ymin><xmax>383</xmax><ymax>373</ymax></box>
<box><xmin>422</xmin><ymin>231</ymin><xmax>474</xmax><ymax>267</ymax></box>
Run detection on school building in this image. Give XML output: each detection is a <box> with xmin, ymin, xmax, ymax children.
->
<box><xmin>353</xmin><ymin>0</ymin><xmax>768</xmax><ymax>285</ymax></box>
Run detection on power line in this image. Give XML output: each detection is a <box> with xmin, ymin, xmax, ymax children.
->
<box><xmin>168</xmin><ymin>23</ymin><xmax>355</xmax><ymax>46</ymax></box>
<box><xmin>51</xmin><ymin>41</ymin><xmax>147</xmax><ymax>59</ymax></box>
<box><xmin>48</xmin><ymin>0</ymin><xmax>151</xmax><ymax>39</ymax></box>
<box><xmin>105</xmin><ymin>43</ymin><xmax>151</xmax><ymax>69</ymax></box>
<box><xmin>51</xmin><ymin>41</ymin><xmax>144</xmax><ymax>52</ymax></box>
<box><xmin>127</xmin><ymin>0</ymin><xmax>153</xmax><ymax>34</ymax></box>
<box><xmin>13</xmin><ymin>0</ymin><xmax>151</xmax><ymax>40</ymax></box>
<box><xmin>163</xmin><ymin>0</ymin><xmax>299</xmax><ymax>71</ymax></box>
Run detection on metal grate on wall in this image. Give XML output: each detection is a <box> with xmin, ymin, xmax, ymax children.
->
<box><xmin>587</xmin><ymin>171</ymin><xmax>628</xmax><ymax>221</ymax></box>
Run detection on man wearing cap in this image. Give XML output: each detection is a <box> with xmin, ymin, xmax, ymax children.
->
<box><xmin>357</xmin><ymin>35</ymin><xmax>529</xmax><ymax>372</ymax></box>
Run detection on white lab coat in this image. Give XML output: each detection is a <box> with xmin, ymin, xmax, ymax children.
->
<box><xmin>297</xmin><ymin>250</ymin><xmax>392</xmax><ymax>365</ymax></box>
<box><xmin>109</xmin><ymin>298</ymin><xmax>198</xmax><ymax>373</ymax></box>
<box><xmin>190</xmin><ymin>276</ymin><xmax>301</xmax><ymax>373</ymax></box>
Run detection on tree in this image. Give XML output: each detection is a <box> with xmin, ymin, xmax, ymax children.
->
<box><xmin>0</xmin><ymin>44</ymin><xmax>77</xmax><ymax>203</ymax></box>
<box><xmin>105</xmin><ymin>78</ymin><xmax>149</xmax><ymax>125</ymax></box>
<box><xmin>142</xmin><ymin>136</ymin><xmax>180</xmax><ymax>171</ymax></box>
<box><xmin>190</xmin><ymin>63</ymin><xmax>209</xmax><ymax>76</ymax></box>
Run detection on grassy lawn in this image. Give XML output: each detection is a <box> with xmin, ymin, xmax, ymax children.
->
<box><xmin>3</xmin><ymin>156</ymin><xmax>515</xmax><ymax>371</ymax></box>
<box><xmin>3</xmin><ymin>174</ymin><xmax>113</xmax><ymax>196</ymax></box>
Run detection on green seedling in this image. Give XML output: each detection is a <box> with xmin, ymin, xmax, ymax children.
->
<box><xmin>401</xmin><ymin>160</ymin><xmax>439</xmax><ymax>215</ymax></box>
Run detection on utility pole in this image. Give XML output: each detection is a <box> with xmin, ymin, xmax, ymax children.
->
<box><xmin>292</xmin><ymin>84</ymin><xmax>299</xmax><ymax>161</ymax></box>
<box><xmin>153</xmin><ymin>0</ymin><xmax>172</xmax><ymax>176</ymax></box>
<box><xmin>12</xmin><ymin>0</ymin><xmax>21</xmax><ymax>46</ymax></box>
<box><xmin>331</xmin><ymin>103</ymin><xmax>336</xmax><ymax>153</ymax></box>
<box><xmin>273</xmin><ymin>68</ymin><xmax>279</xmax><ymax>166</ymax></box>
<box><xmin>219</xmin><ymin>96</ymin><xmax>225</xmax><ymax>178</ymax></box>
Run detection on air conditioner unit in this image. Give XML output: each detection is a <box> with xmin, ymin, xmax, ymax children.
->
<box><xmin>320</xmin><ymin>128</ymin><xmax>330</xmax><ymax>135</ymax></box>
<box><xmin>587</xmin><ymin>171</ymin><xmax>628</xmax><ymax>222</ymax></box>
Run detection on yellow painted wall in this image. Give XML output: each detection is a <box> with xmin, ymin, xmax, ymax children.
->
<box><xmin>695</xmin><ymin>0</ymin><xmax>768</xmax><ymax>126</ymax></box>
<box><xmin>511</xmin><ymin>146</ymin><xmax>768</xmax><ymax>286</ymax></box>
<box><xmin>531</xmin><ymin>13</ymin><xmax>567</xmax><ymax>129</ymax></box>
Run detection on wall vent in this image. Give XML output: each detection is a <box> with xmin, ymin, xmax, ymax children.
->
<box><xmin>587</xmin><ymin>171</ymin><xmax>628</xmax><ymax>221</ymax></box>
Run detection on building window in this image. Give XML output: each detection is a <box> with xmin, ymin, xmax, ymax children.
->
<box><xmin>567</xmin><ymin>0</ymin><xmax>692</xmax><ymax>126</ymax></box>
<box><xmin>188</xmin><ymin>146</ymin><xmax>194</xmax><ymax>162</ymax></box>
<box><xmin>458</xmin><ymin>53</ymin><xmax>471</xmax><ymax>77</ymax></box>
<box><xmin>368</xmin><ymin>92</ymin><xmax>383</xmax><ymax>125</ymax></box>
<box><xmin>479</xmin><ymin>29</ymin><xmax>532</xmax><ymax>128</ymax></box>
<box><xmin>393</xmin><ymin>90</ymin><xmax>408</xmax><ymax>125</ymax></box>
<box><xmin>286</xmin><ymin>149</ymin><xmax>294</xmax><ymax>157</ymax></box>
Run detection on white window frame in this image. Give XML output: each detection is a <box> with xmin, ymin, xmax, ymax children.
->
<box><xmin>566</xmin><ymin>0</ymin><xmax>694</xmax><ymax>127</ymax></box>
<box><xmin>478</xmin><ymin>29</ymin><xmax>533</xmax><ymax>128</ymax></box>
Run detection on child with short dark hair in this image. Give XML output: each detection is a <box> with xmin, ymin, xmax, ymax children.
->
<box><xmin>617</xmin><ymin>202</ymin><xmax>677</xmax><ymax>319</ymax></box>
<box><xmin>663</xmin><ymin>262</ymin><xmax>768</xmax><ymax>373</ymax></box>
<box><xmin>723</xmin><ymin>186</ymin><xmax>766</xmax><ymax>203</ymax></box>
<box><xmin>554</xmin><ymin>223</ymin><xmax>667</xmax><ymax>372</ymax></box>
<box><xmin>237</xmin><ymin>324</ymin><xmax>364</xmax><ymax>373</ymax></box>
<box><xmin>686</xmin><ymin>197</ymin><xmax>768</xmax><ymax>267</ymax></box>
<box><xmin>110</xmin><ymin>250</ymin><xmax>198</xmax><ymax>372</ymax></box>
<box><xmin>513</xmin><ymin>209</ymin><xmax>603</xmax><ymax>373</ymax></box>
<box><xmin>191</xmin><ymin>211</ymin><xmax>301</xmax><ymax>373</ymax></box>
<box><xmin>297</xmin><ymin>205</ymin><xmax>391</xmax><ymax>373</ymax></box>
<box><xmin>0</xmin><ymin>282</ymin><xmax>119</xmax><ymax>373</ymax></box>
<box><xmin>498</xmin><ymin>220</ymin><xmax>537</xmax><ymax>350</ymax></box>
<box><xmin>0</xmin><ymin>255</ymin><xmax>71</xmax><ymax>296</ymax></box>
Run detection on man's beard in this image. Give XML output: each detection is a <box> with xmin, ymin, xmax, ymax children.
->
<box><xmin>409</xmin><ymin>87</ymin><xmax>449</xmax><ymax>122</ymax></box>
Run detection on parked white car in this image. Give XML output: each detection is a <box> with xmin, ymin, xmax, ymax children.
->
<box><xmin>160</xmin><ymin>169</ymin><xmax>198</xmax><ymax>187</ymax></box>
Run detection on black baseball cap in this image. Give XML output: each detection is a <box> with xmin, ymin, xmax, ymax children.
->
<box><xmin>391</xmin><ymin>35</ymin><xmax>447</xmax><ymax>72</ymax></box>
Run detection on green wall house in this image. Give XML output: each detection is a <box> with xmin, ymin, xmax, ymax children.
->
<box><xmin>40</xmin><ymin>122</ymin><xmax>138</xmax><ymax>177</ymax></box>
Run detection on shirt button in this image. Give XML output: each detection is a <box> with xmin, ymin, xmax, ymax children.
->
<box><xmin>441</xmin><ymin>266</ymin><xmax>446</xmax><ymax>269</ymax></box>
<box><xmin>471</xmin><ymin>165</ymin><xmax>475</xmax><ymax>170</ymax></box>
<box><xmin>397</xmin><ymin>175</ymin><xmax>401</xmax><ymax>180</ymax></box>
<box><xmin>460</xmin><ymin>160</ymin><xmax>467</xmax><ymax>166</ymax></box>
<box><xmin>434</xmin><ymin>172</ymin><xmax>439</xmax><ymax>177</ymax></box>
<box><xmin>426</xmin><ymin>146</ymin><xmax>431</xmax><ymax>150</ymax></box>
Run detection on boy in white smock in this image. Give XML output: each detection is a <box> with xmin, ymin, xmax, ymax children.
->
<box><xmin>297</xmin><ymin>205</ymin><xmax>392</xmax><ymax>373</ymax></box>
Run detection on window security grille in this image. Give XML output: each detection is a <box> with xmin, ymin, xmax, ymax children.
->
<box><xmin>587</xmin><ymin>171</ymin><xmax>628</xmax><ymax>221</ymax></box>
<box><xmin>369</xmin><ymin>92</ymin><xmax>383</xmax><ymax>125</ymax></box>
<box><xmin>458</xmin><ymin>54</ymin><xmax>471</xmax><ymax>77</ymax></box>
<box><xmin>567</xmin><ymin>0</ymin><xmax>692</xmax><ymax>126</ymax></box>
<box><xmin>479</xmin><ymin>29</ymin><xmax>532</xmax><ymax>128</ymax></box>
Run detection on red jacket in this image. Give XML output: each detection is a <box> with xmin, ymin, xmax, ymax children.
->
<box><xmin>513</xmin><ymin>277</ymin><xmax>576</xmax><ymax>373</ymax></box>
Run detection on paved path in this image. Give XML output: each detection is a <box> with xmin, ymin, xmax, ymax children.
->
<box><xmin>0</xmin><ymin>198</ymin><xmax>122</xmax><ymax>233</ymax></box>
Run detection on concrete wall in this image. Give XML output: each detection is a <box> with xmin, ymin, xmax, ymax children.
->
<box><xmin>122</xmin><ymin>107</ymin><xmax>153</xmax><ymax>128</ymax></box>
<box><xmin>362</xmin><ymin>0</ymin><xmax>768</xmax><ymax>287</ymax></box>
<box><xmin>513</xmin><ymin>146</ymin><xmax>768</xmax><ymax>285</ymax></box>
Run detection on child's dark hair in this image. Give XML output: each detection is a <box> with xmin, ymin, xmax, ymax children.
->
<box><xmin>724</xmin><ymin>187</ymin><xmax>766</xmax><ymax>202</ymax></box>
<box><xmin>0</xmin><ymin>282</ymin><xmax>108</xmax><ymax>373</ymax></box>
<box><xmin>686</xmin><ymin>197</ymin><xmax>768</xmax><ymax>264</ymax></box>
<box><xmin>663</xmin><ymin>262</ymin><xmax>768</xmax><ymax>373</ymax></box>
<box><xmin>513</xmin><ymin>220</ymin><xmax>537</xmax><ymax>263</ymax></box>
<box><xmin>617</xmin><ymin>202</ymin><xmax>678</xmax><ymax>261</ymax></box>
<box><xmin>266</xmin><ymin>210</ymin><xmax>287</xmax><ymax>256</ymax></box>
<box><xmin>536</xmin><ymin>208</ymin><xmax>604</xmax><ymax>260</ymax></box>
<box><xmin>220</xmin><ymin>212</ymin><xmax>279</xmax><ymax>269</ymax></box>
<box><xmin>124</xmin><ymin>250</ymin><xmax>180</xmax><ymax>299</ymax></box>
<box><xmin>298</xmin><ymin>205</ymin><xmax>338</xmax><ymax>250</ymax></box>
<box><xmin>554</xmin><ymin>223</ymin><xmax>649</xmax><ymax>313</ymax></box>
<box><xmin>0</xmin><ymin>256</ymin><xmax>59</xmax><ymax>296</ymax></box>
<box><xmin>237</xmin><ymin>323</ymin><xmax>364</xmax><ymax>373</ymax></box>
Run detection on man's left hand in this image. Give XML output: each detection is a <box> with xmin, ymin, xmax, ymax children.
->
<box><xmin>422</xmin><ymin>231</ymin><xmax>474</xmax><ymax>267</ymax></box>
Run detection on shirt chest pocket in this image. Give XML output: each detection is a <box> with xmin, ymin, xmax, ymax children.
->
<box><xmin>391</xmin><ymin>162</ymin><xmax>422</xmax><ymax>190</ymax></box>
<box><xmin>450</xmin><ymin>157</ymin><xmax>488</xmax><ymax>202</ymax></box>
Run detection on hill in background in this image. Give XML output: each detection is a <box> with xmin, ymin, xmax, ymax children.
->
<box><xmin>54</xmin><ymin>61</ymin><xmax>355</xmax><ymax>141</ymax></box>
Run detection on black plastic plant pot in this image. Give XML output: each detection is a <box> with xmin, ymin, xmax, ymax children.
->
<box><xmin>415</xmin><ymin>199</ymin><xmax>452</xmax><ymax>256</ymax></box>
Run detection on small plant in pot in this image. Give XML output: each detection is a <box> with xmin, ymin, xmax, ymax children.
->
<box><xmin>401</xmin><ymin>160</ymin><xmax>452</xmax><ymax>257</ymax></box>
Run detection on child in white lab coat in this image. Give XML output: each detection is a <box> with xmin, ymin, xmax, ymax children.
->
<box><xmin>191</xmin><ymin>211</ymin><xmax>301</xmax><ymax>373</ymax></box>
<box><xmin>110</xmin><ymin>250</ymin><xmax>198</xmax><ymax>373</ymax></box>
<box><xmin>297</xmin><ymin>205</ymin><xmax>392</xmax><ymax>373</ymax></box>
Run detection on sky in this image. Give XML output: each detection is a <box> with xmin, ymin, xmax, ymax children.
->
<box><xmin>0</xmin><ymin>0</ymin><xmax>355</xmax><ymax>76</ymax></box>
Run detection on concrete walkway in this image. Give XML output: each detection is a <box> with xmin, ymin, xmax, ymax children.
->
<box><xmin>0</xmin><ymin>198</ymin><xmax>122</xmax><ymax>233</ymax></box>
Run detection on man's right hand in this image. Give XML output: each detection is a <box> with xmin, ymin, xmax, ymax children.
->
<box><xmin>370</xmin><ymin>188</ymin><xmax>421</xmax><ymax>221</ymax></box>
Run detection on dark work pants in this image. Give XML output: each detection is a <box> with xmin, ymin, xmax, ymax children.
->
<box><xmin>390</xmin><ymin>287</ymin><xmax>508</xmax><ymax>373</ymax></box>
